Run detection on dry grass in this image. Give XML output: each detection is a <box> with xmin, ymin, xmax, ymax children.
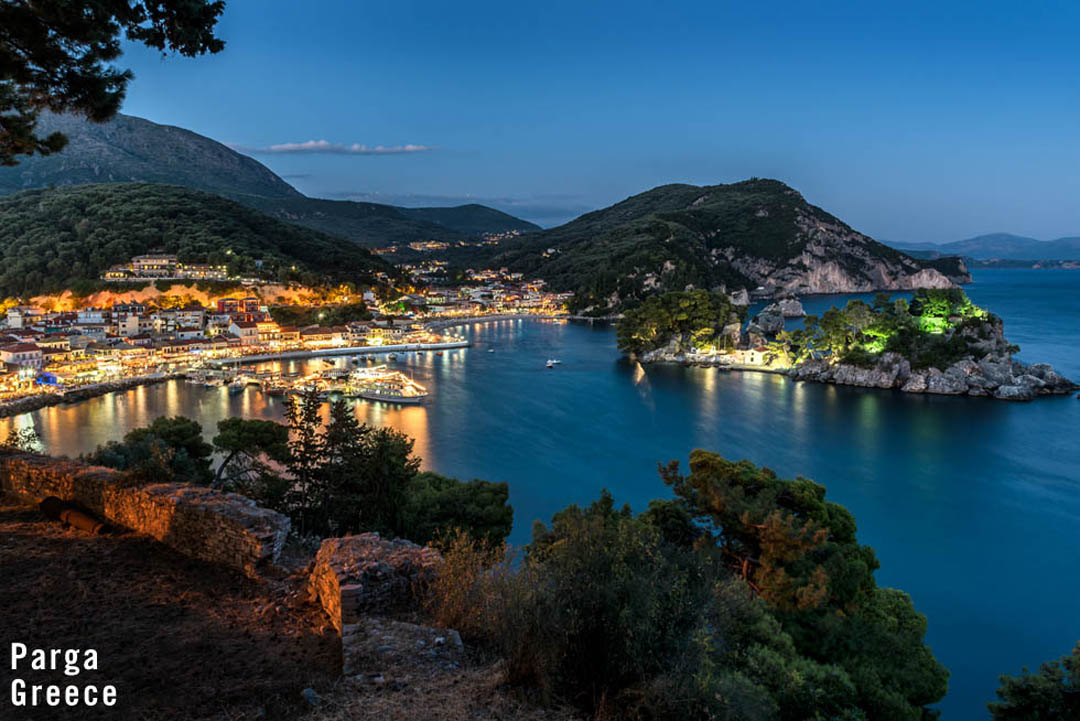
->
<box><xmin>308</xmin><ymin>659</ymin><xmax>580</xmax><ymax>721</ymax></box>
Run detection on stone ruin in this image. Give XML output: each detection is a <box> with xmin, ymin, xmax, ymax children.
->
<box><xmin>307</xmin><ymin>533</ymin><xmax>462</xmax><ymax>676</ymax></box>
<box><xmin>0</xmin><ymin>449</ymin><xmax>290</xmax><ymax>576</ymax></box>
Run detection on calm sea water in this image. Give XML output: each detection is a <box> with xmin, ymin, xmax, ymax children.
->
<box><xmin>3</xmin><ymin>269</ymin><xmax>1078</xmax><ymax>719</ymax></box>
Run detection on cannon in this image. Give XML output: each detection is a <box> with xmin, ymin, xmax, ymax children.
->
<box><xmin>39</xmin><ymin>496</ymin><xmax>109</xmax><ymax>535</ymax></box>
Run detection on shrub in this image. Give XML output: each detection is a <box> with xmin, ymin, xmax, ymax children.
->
<box><xmin>427</xmin><ymin>493</ymin><xmax>716</xmax><ymax>718</ymax></box>
<box><xmin>400</xmin><ymin>472</ymin><xmax>513</xmax><ymax>546</ymax></box>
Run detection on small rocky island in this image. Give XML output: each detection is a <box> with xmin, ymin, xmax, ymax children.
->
<box><xmin>616</xmin><ymin>289</ymin><xmax>1077</xmax><ymax>401</ymax></box>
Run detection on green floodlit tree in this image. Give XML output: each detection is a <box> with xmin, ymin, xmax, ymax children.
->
<box><xmin>0</xmin><ymin>0</ymin><xmax>225</xmax><ymax>165</ymax></box>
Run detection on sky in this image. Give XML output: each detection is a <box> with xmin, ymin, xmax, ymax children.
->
<box><xmin>117</xmin><ymin>0</ymin><xmax>1080</xmax><ymax>241</ymax></box>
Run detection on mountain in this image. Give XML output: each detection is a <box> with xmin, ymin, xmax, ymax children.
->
<box><xmin>0</xmin><ymin>112</ymin><xmax>301</xmax><ymax>200</ymax></box>
<box><xmin>233</xmin><ymin>195</ymin><xmax>467</xmax><ymax>246</ymax></box>
<box><xmin>890</xmin><ymin>233</ymin><xmax>1080</xmax><ymax>260</ymax></box>
<box><xmin>483</xmin><ymin>179</ymin><xmax>970</xmax><ymax>314</ymax></box>
<box><xmin>0</xmin><ymin>183</ymin><xmax>393</xmax><ymax>298</ymax></box>
<box><xmin>0</xmin><ymin>112</ymin><xmax>538</xmax><ymax>246</ymax></box>
<box><xmin>397</xmin><ymin>204</ymin><xmax>541</xmax><ymax>235</ymax></box>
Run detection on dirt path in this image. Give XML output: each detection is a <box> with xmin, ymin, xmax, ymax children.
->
<box><xmin>0</xmin><ymin>500</ymin><xmax>339</xmax><ymax>720</ymax></box>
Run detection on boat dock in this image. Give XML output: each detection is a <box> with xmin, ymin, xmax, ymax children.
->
<box><xmin>205</xmin><ymin>339</ymin><xmax>470</xmax><ymax>367</ymax></box>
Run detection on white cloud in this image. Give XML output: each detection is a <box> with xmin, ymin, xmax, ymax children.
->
<box><xmin>231</xmin><ymin>140</ymin><xmax>433</xmax><ymax>155</ymax></box>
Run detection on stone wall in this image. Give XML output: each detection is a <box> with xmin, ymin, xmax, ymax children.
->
<box><xmin>308</xmin><ymin>534</ymin><xmax>443</xmax><ymax>675</ymax></box>
<box><xmin>0</xmin><ymin>449</ymin><xmax>289</xmax><ymax>575</ymax></box>
<box><xmin>309</xmin><ymin>533</ymin><xmax>441</xmax><ymax>631</ymax></box>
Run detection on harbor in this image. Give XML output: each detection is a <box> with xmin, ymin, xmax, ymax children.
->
<box><xmin>190</xmin><ymin>357</ymin><xmax>434</xmax><ymax>405</ymax></box>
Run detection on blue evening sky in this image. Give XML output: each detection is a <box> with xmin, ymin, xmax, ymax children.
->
<box><xmin>118</xmin><ymin>0</ymin><xmax>1080</xmax><ymax>241</ymax></box>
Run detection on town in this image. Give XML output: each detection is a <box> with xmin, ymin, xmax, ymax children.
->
<box><xmin>0</xmin><ymin>260</ymin><xmax>570</xmax><ymax>401</ymax></box>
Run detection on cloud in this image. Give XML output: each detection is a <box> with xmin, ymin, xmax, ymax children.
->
<box><xmin>231</xmin><ymin>140</ymin><xmax>433</xmax><ymax>155</ymax></box>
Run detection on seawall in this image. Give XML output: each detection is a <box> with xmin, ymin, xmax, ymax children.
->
<box><xmin>0</xmin><ymin>373</ymin><xmax>179</xmax><ymax>419</ymax></box>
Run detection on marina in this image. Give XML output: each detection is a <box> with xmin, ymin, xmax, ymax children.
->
<box><xmin>187</xmin><ymin>361</ymin><xmax>429</xmax><ymax>404</ymax></box>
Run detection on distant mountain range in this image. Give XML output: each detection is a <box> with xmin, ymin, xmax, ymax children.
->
<box><xmin>473</xmin><ymin>179</ymin><xmax>970</xmax><ymax>314</ymax></box>
<box><xmin>0</xmin><ymin>113</ymin><xmax>539</xmax><ymax>246</ymax></box>
<box><xmin>890</xmin><ymin>233</ymin><xmax>1080</xmax><ymax>261</ymax></box>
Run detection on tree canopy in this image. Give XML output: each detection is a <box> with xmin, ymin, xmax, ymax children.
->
<box><xmin>988</xmin><ymin>643</ymin><xmax>1080</xmax><ymax>720</ymax></box>
<box><xmin>661</xmin><ymin>450</ymin><xmax>949</xmax><ymax>720</ymax></box>
<box><xmin>0</xmin><ymin>183</ymin><xmax>391</xmax><ymax>298</ymax></box>
<box><xmin>779</xmin><ymin>289</ymin><xmax>1000</xmax><ymax>370</ymax></box>
<box><xmin>616</xmin><ymin>289</ymin><xmax>746</xmax><ymax>355</ymax></box>
<box><xmin>1</xmin><ymin>0</ymin><xmax>224</xmax><ymax>165</ymax></box>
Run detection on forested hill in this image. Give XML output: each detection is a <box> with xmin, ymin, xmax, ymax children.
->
<box><xmin>397</xmin><ymin>204</ymin><xmax>541</xmax><ymax>235</ymax></box>
<box><xmin>0</xmin><ymin>113</ymin><xmax>539</xmax><ymax>246</ymax></box>
<box><xmin>0</xmin><ymin>184</ymin><xmax>393</xmax><ymax>298</ymax></box>
<box><xmin>484</xmin><ymin>179</ymin><xmax>971</xmax><ymax>313</ymax></box>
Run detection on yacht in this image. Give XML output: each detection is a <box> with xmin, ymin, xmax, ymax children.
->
<box><xmin>356</xmin><ymin>378</ymin><xmax>428</xmax><ymax>404</ymax></box>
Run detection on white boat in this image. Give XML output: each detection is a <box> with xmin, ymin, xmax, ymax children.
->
<box><xmin>387</xmin><ymin>353</ymin><xmax>398</xmax><ymax>360</ymax></box>
<box><xmin>356</xmin><ymin>379</ymin><xmax>427</xmax><ymax>404</ymax></box>
<box><xmin>488</xmin><ymin>348</ymin><xmax>495</xmax><ymax>353</ymax></box>
<box><xmin>227</xmin><ymin>378</ymin><xmax>246</xmax><ymax>394</ymax></box>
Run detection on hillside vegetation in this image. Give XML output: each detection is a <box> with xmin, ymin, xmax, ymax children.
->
<box><xmin>398</xmin><ymin>204</ymin><xmax>540</xmax><ymax>235</ymax></box>
<box><xmin>0</xmin><ymin>184</ymin><xmax>392</xmax><ymax>298</ymax></box>
<box><xmin>484</xmin><ymin>179</ymin><xmax>969</xmax><ymax>313</ymax></box>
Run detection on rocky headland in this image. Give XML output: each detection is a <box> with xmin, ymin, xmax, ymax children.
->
<box><xmin>623</xmin><ymin>289</ymin><xmax>1076</xmax><ymax>401</ymax></box>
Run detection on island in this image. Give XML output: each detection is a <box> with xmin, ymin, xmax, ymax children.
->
<box><xmin>616</xmin><ymin>288</ymin><xmax>1077</xmax><ymax>400</ymax></box>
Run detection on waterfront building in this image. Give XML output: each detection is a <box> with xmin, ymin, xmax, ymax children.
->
<box><xmin>0</xmin><ymin>343</ymin><xmax>43</xmax><ymax>370</ymax></box>
<box><xmin>227</xmin><ymin>321</ymin><xmax>260</xmax><ymax>345</ymax></box>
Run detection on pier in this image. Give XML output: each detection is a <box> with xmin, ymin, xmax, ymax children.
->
<box><xmin>205</xmin><ymin>339</ymin><xmax>471</xmax><ymax>367</ymax></box>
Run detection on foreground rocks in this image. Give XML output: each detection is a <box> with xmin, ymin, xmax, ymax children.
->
<box><xmin>309</xmin><ymin>533</ymin><xmax>441</xmax><ymax>630</ymax></box>
<box><xmin>788</xmin><ymin>352</ymin><xmax>1077</xmax><ymax>400</ymax></box>
<box><xmin>308</xmin><ymin>533</ymin><xmax>449</xmax><ymax>676</ymax></box>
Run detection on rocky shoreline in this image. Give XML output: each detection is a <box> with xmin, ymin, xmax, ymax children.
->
<box><xmin>0</xmin><ymin>374</ymin><xmax>179</xmax><ymax>418</ymax></box>
<box><xmin>635</xmin><ymin>349</ymin><xmax>1076</xmax><ymax>401</ymax></box>
<box><xmin>788</xmin><ymin>353</ymin><xmax>1076</xmax><ymax>400</ymax></box>
<box><xmin>635</xmin><ymin>347</ymin><xmax>1076</xmax><ymax>401</ymax></box>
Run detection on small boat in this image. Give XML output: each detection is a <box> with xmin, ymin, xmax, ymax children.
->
<box><xmin>227</xmin><ymin>378</ymin><xmax>246</xmax><ymax>394</ymax></box>
<box><xmin>488</xmin><ymin>348</ymin><xmax>495</xmax><ymax>353</ymax></box>
<box><xmin>435</xmin><ymin>351</ymin><xmax>443</xmax><ymax>356</ymax></box>
<box><xmin>546</xmin><ymin>360</ymin><xmax>554</xmax><ymax>368</ymax></box>
<box><xmin>387</xmin><ymin>353</ymin><xmax>398</xmax><ymax>360</ymax></box>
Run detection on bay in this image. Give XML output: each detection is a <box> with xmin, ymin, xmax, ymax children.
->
<box><xmin>2</xmin><ymin>268</ymin><xmax>1077</xmax><ymax>719</ymax></box>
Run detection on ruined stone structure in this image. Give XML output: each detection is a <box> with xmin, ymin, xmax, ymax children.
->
<box><xmin>0</xmin><ymin>450</ymin><xmax>289</xmax><ymax>575</ymax></box>
<box><xmin>309</xmin><ymin>533</ymin><xmax>442</xmax><ymax>631</ymax></box>
<box><xmin>308</xmin><ymin>533</ymin><xmax>447</xmax><ymax>675</ymax></box>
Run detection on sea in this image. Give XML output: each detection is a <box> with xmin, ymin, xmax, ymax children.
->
<box><xmin>3</xmin><ymin>268</ymin><xmax>1077</xmax><ymax>719</ymax></box>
